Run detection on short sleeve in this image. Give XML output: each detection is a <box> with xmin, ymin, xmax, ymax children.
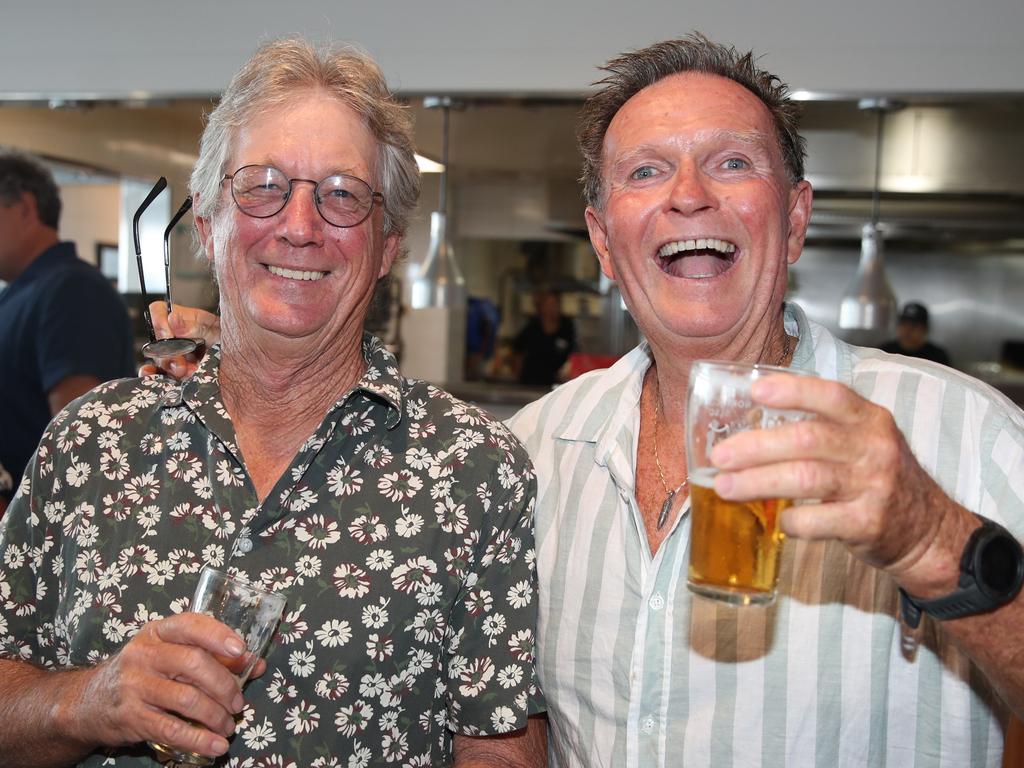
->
<box><xmin>0</xmin><ymin>425</ymin><xmax>57</xmax><ymax>662</ymax></box>
<box><xmin>442</xmin><ymin>435</ymin><xmax>544</xmax><ymax>735</ymax></box>
<box><xmin>36</xmin><ymin>269</ymin><xmax>134</xmax><ymax>393</ymax></box>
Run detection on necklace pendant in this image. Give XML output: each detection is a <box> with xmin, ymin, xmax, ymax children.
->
<box><xmin>657</xmin><ymin>489</ymin><xmax>676</xmax><ymax>529</ymax></box>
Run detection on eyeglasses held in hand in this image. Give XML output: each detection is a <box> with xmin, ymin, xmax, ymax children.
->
<box><xmin>133</xmin><ymin>177</ymin><xmax>202</xmax><ymax>359</ymax></box>
<box><xmin>223</xmin><ymin>164</ymin><xmax>384</xmax><ymax>228</ymax></box>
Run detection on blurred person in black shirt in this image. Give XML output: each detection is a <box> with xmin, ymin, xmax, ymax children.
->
<box><xmin>512</xmin><ymin>289</ymin><xmax>577</xmax><ymax>387</ymax></box>
<box><xmin>881</xmin><ymin>302</ymin><xmax>951</xmax><ymax>366</ymax></box>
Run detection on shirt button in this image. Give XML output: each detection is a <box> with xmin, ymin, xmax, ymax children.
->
<box><xmin>235</xmin><ymin>537</ymin><xmax>253</xmax><ymax>554</ymax></box>
<box><xmin>640</xmin><ymin>715</ymin><xmax>656</xmax><ymax>734</ymax></box>
<box><xmin>649</xmin><ymin>592</ymin><xmax>665</xmax><ymax>611</ymax></box>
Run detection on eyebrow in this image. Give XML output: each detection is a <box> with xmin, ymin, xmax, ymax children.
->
<box><xmin>608</xmin><ymin>128</ymin><xmax>775</xmax><ymax>170</ymax></box>
<box><xmin>246</xmin><ymin>158</ymin><xmax>367</xmax><ymax>179</ymax></box>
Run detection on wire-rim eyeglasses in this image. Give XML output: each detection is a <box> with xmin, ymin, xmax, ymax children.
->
<box><xmin>222</xmin><ymin>164</ymin><xmax>384</xmax><ymax>228</ymax></box>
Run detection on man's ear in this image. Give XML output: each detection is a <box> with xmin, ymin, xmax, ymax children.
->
<box><xmin>192</xmin><ymin>194</ymin><xmax>215</xmax><ymax>263</ymax></box>
<box><xmin>18</xmin><ymin>191</ymin><xmax>39</xmax><ymax>223</ymax></box>
<box><xmin>379</xmin><ymin>232</ymin><xmax>400</xmax><ymax>279</ymax></box>
<box><xmin>786</xmin><ymin>180</ymin><xmax>813</xmax><ymax>266</ymax></box>
<box><xmin>585</xmin><ymin>205</ymin><xmax>617</xmax><ymax>281</ymax></box>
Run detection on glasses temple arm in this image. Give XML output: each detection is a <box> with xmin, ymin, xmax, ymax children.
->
<box><xmin>133</xmin><ymin>177</ymin><xmax>168</xmax><ymax>342</ymax></box>
<box><xmin>162</xmin><ymin>196</ymin><xmax>194</xmax><ymax>314</ymax></box>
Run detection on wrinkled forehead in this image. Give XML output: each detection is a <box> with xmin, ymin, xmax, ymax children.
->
<box><xmin>225</xmin><ymin>92</ymin><xmax>381</xmax><ymax>180</ymax></box>
<box><xmin>604</xmin><ymin>72</ymin><xmax>781</xmax><ymax>159</ymax></box>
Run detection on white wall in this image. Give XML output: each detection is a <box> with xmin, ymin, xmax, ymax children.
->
<box><xmin>59</xmin><ymin>183</ymin><xmax>120</xmax><ymax>267</ymax></box>
<box><xmin>1</xmin><ymin>0</ymin><xmax>1022</xmax><ymax>98</ymax></box>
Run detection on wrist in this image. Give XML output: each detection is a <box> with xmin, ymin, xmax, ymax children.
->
<box><xmin>900</xmin><ymin>514</ymin><xmax>1024</xmax><ymax>629</ymax></box>
<box><xmin>49</xmin><ymin>667</ymin><xmax>100</xmax><ymax>749</ymax></box>
<box><xmin>891</xmin><ymin>490</ymin><xmax>980</xmax><ymax>599</ymax></box>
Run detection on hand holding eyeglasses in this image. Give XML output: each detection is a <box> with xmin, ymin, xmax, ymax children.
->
<box><xmin>133</xmin><ymin>178</ymin><xmax>204</xmax><ymax>360</ymax></box>
<box><xmin>138</xmin><ymin>302</ymin><xmax>219</xmax><ymax>380</ymax></box>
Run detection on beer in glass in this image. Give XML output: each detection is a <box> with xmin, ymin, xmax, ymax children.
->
<box><xmin>685</xmin><ymin>360</ymin><xmax>814</xmax><ymax>605</ymax></box>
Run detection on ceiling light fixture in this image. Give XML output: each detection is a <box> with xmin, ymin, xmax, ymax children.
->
<box><xmin>838</xmin><ymin>98</ymin><xmax>903</xmax><ymax>334</ymax></box>
<box><xmin>408</xmin><ymin>96</ymin><xmax>466</xmax><ymax>310</ymax></box>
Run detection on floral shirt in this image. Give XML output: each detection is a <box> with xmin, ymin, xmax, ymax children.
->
<box><xmin>0</xmin><ymin>335</ymin><xmax>542</xmax><ymax>767</ymax></box>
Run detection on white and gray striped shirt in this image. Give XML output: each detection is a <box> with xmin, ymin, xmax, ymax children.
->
<box><xmin>507</xmin><ymin>303</ymin><xmax>1024</xmax><ymax>768</ymax></box>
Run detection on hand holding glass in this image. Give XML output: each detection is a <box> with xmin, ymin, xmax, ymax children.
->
<box><xmin>149</xmin><ymin>567</ymin><xmax>286</xmax><ymax>766</ymax></box>
<box><xmin>686</xmin><ymin>361</ymin><xmax>815</xmax><ymax>606</ymax></box>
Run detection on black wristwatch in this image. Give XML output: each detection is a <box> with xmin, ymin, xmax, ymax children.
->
<box><xmin>899</xmin><ymin>515</ymin><xmax>1024</xmax><ymax>629</ymax></box>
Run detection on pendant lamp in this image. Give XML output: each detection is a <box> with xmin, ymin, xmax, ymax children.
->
<box><xmin>838</xmin><ymin>99</ymin><xmax>902</xmax><ymax>332</ymax></box>
<box><xmin>408</xmin><ymin>97</ymin><xmax>466</xmax><ymax>310</ymax></box>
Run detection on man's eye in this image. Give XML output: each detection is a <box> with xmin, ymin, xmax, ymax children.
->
<box><xmin>630</xmin><ymin>166</ymin><xmax>658</xmax><ymax>181</ymax></box>
<box><xmin>723</xmin><ymin>157</ymin><xmax>749</xmax><ymax>170</ymax></box>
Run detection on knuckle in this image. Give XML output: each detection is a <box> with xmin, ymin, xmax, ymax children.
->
<box><xmin>823</xmin><ymin>380</ymin><xmax>847</xmax><ymax>410</ymax></box>
<box><xmin>157</xmin><ymin>713</ymin><xmax>193</xmax><ymax>746</ymax></box>
<box><xmin>181</xmin><ymin>646</ymin><xmax>208</xmax><ymax>676</ymax></box>
<box><xmin>793</xmin><ymin>420</ymin><xmax>817</xmax><ymax>451</ymax></box>
<box><xmin>175</xmin><ymin>683</ymin><xmax>204</xmax><ymax>714</ymax></box>
<box><xmin>794</xmin><ymin>461</ymin><xmax>817</xmax><ymax>496</ymax></box>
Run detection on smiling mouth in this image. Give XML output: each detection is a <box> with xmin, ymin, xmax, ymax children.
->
<box><xmin>266</xmin><ymin>265</ymin><xmax>328</xmax><ymax>282</ymax></box>
<box><xmin>656</xmin><ymin>238</ymin><xmax>738</xmax><ymax>279</ymax></box>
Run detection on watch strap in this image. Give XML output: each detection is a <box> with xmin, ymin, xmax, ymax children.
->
<box><xmin>899</xmin><ymin>517</ymin><xmax>1024</xmax><ymax>629</ymax></box>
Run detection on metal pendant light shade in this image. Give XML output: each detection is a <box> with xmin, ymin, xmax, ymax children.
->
<box><xmin>410</xmin><ymin>210</ymin><xmax>465</xmax><ymax>309</ymax></box>
<box><xmin>838</xmin><ymin>99</ymin><xmax>902</xmax><ymax>333</ymax></box>
<box><xmin>408</xmin><ymin>97</ymin><xmax>466</xmax><ymax>310</ymax></box>
<box><xmin>838</xmin><ymin>222</ymin><xmax>897</xmax><ymax>329</ymax></box>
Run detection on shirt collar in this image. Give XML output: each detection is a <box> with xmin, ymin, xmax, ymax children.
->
<box><xmin>159</xmin><ymin>332</ymin><xmax>406</xmax><ymax>430</ymax></box>
<box><xmin>9</xmin><ymin>241</ymin><xmax>77</xmax><ymax>286</ymax></box>
<box><xmin>551</xmin><ymin>301</ymin><xmax>813</xmax><ymax>451</ymax></box>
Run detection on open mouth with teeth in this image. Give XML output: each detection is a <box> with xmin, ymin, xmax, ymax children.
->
<box><xmin>266</xmin><ymin>264</ymin><xmax>328</xmax><ymax>282</ymax></box>
<box><xmin>656</xmin><ymin>238</ymin><xmax>738</xmax><ymax>279</ymax></box>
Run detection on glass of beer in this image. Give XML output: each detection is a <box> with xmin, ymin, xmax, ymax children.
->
<box><xmin>685</xmin><ymin>360</ymin><xmax>814</xmax><ymax>606</ymax></box>
<box><xmin>149</xmin><ymin>566</ymin><xmax>286</xmax><ymax>766</ymax></box>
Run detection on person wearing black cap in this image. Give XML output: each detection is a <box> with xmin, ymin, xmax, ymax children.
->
<box><xmin>882</xmin><ymin>301</ymin><xmax>952</xmax><ymax>365</ymax></box>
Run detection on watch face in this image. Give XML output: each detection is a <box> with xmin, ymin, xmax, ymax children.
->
<box><xmin>978</xmin><ymin>533</ymin><xmax>1024</xmax><ymax>596</ymax></box>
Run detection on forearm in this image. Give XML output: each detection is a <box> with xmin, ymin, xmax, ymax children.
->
<box><xmin>453</xmin><ymin>713</ymin><xmax>548</xmax><ymax>767</ymax></box>
<box><xmin>0</xmin><ymin>660</ymin><xmax>97</xmax><ymax>767</ymax></box>
<box><xmin>944</xmin><ymin>597</ymin><xmax>1024</xmax><ymax>717</ymax></box>
<box><xmin>894</xmin><ymin>495</ymin><xmax>1024</xmax><ymax>717</ymax></box>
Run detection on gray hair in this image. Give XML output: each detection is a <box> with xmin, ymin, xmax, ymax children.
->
<box><xmin>190</xmin><ymin>37</ymin><xmax>420</xmax><ymax>239</ymax></box>
<box><xmin>0</xmin><ymin>152</ymin><xmax>61</xmax><ymax>229</ymax></box>
<box><xmin>578</xmin><ymin>33</ymin><xmax>806</xmax><ymax>209</ymax></box>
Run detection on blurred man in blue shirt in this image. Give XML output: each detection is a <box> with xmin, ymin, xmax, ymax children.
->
<box><xmin>0</xmin><ymin>153</ymin><xmax>135</xmax><ymax>508</ymax></box>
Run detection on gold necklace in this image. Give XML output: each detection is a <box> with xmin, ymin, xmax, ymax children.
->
<box><xmin>651</xmin><ymin>332</ymin><xmax>794</xmax><ymax>530</ymax></box>
<box><xmin>653</xmin><ymin>380</ymin><xmax>688</xmax><ymax>530</ymax></box>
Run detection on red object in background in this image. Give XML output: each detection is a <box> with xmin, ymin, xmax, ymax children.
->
<box><xmin>567</xmin><ymin>352</ymin><xmax>620</xmax><ymax>380</ymax></box>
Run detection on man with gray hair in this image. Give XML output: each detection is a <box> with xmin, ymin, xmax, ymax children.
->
<box><xmin>0</xmin><ymin>39</ymin><xmax>544</xmax><ymax>766</ymax></box>
<box><xmin>0</xmin><ymin>153</ymin><xmax>135</xmax><ymax>513</ymax></box>
<box><xmin>136</xmin><ymin>32</ymin><xmax>1024</xmax><ymax>767</ymax></box>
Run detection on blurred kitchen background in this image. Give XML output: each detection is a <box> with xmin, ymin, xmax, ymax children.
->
<box><xmin>3</xmin><ymin>1</ymin><xmax>1024</xmax><ymax>417</ymax></box>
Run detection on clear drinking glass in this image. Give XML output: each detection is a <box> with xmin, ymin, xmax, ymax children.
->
<box><xmin>685</xmin><ymin>360</ymin><xmax>815</xmax><ymax>606</ymax></box>
<box><xmin>149</xmin><ymin>566</ymin><xmax>286</xmax><ymax>766</ymax></box>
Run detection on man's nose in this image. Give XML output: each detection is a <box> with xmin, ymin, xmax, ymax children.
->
<box><xmin>667</xmin><ymin>163</ymin><xmax>717</xmax><ymax>215</ymax></box>
<box><xmin>278</xmin><ymin>180</ymin><xmax>324</xmax><ymax>245</ymax></box>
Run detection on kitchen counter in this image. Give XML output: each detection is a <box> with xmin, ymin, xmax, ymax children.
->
<box><xmin>967</xmin><ymin>363</ymin><xmax>1024</xmax><ymax>408</ymax></box>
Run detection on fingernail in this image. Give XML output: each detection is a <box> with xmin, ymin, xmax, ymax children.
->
<box><xmin>211</xmin><ymin>736</ymin><xmax>230</xmax><ymax>755</ymax></box>
<box><xmin>232</xmin><ymin>692</ymin><xmax>245</xmax><ymax>713</ymax></box>
<box><xmin>716</xmin><ymin>473</ymin><xmax>734</xmax><ymax>496</ymax></box>
<box><xmin>712</xmin><ymin>445</ymin><xmax>732</xmax><ymax>467</ymax></box>
<box><xmin>225</xmin><ymin>638</ymin><xmax>245</xmax><ymax>656</ymax></box>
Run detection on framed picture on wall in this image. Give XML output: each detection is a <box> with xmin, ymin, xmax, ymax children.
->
<box><xmin>96</xmin><ymin>242</ymin><xmax>118</xmax><ymax>284</ymax></box>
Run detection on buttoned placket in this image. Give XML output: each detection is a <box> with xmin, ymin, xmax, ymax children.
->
<box><xmin>617</xmin><ymin>472</ymin><xmax>692</xmax><ymax>768</ymax></box>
